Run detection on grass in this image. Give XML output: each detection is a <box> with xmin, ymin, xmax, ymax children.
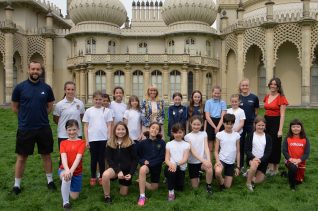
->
<box><xmin>0</xmin><ymin>108</ymin><xmax>317</xmax><ymax>211</ymax></box>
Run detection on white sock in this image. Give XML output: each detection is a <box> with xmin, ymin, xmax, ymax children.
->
<box><xmin>169</xmin><ymin>190</ymin><xmax>174</xmax><ymax>195</ymax></box>
<box><xmin>61</xmin><ymin>178</ymin><xmax>71</xmax><ymax>205</ymax></box>
<box><xmin>140</xmin><ymin>193</ymin><xmax>145</xmax><ymax>198</ymax></box>
<box><xmin>46</xmin><ymin>173</ymin><xmax>53</xmax><ymax>184</ymax></box>
<box><xmin>14</xmin><ymin>178</ymin><xmax>21</xmax><ymax>188</ymax></box>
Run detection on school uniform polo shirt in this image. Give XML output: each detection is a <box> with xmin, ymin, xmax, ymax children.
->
<box><xmin>204</xmin><ymin>98</ymin><xmax>227</xmax><ymax>118</ymax></box>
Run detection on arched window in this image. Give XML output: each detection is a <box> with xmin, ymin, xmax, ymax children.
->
<box><xmin>168</xmin><ymin>40</ymin><xmax>175</xmax><ymax>54</ymax></box>
<box><xmin>138</xmin><ymin>42</ymin><xmax>148</xmax><ymax>54</ymax></box>
<box><xmin>132</xmin><ymin>70</ymin><xmax>144</xmax><ymax>100</ymax></box>
<box><xmin>151</xmin><ymin>70</ymin><xmax>162</xmax><ymax>97</ymax></box>
<box><xmin>86</xmin><ymin>38</ymin><xmax>96</xmax><ymax>54</ymax></box>
<box><xmin>311</xmin><ymin>57</ymin><xmax>318</xmax><ymax>103</ymax></box>
<box><xmin>108</xmin><ymin>40</ymin><xmax>116</xmax><ymax>54</ymax></box>
<box><xmin>206</xmin><ymin>40</ymin><xmax>212</xmax><ymax>57</ymax></box>
<box><xmin>258</xmin><ymin>62</ymin><xmax>266</xmax><ymax>101</ymax></box>
<box><xmin>206</xmin><ymin>73</ymin><xmax>212</xmax><ymax>98</ymax></box>
<box><xmin>185</xmin><ymin>37</ymin><xmax>196</xmax><ymax>55</ymax></box>
<box><xmin>114</xmin><ymin>70</ymin><xmax>125</xmax><ymax>88</ymax></box>
<box><xmin>170</xmin><ymin>70</ymin><xmax>181</xmax><ymax>97</ymax></box>
<box><xmin>95</xmin><ymin>70</ymin><xmax>106</xmax><ymax>92</ymax></box>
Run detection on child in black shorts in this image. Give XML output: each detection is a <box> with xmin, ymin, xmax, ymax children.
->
<box><xmin>137</xmin><ymin>122</ymin><xmax>166</xmax><ymax>206</ymax></box>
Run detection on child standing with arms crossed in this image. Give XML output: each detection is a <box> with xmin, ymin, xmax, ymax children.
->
<box><xmin>165</xmin><ymin>123</ymin><xmax>190</xmax><ymax>201</ymax></box>
<box><xmin>83</xmin><ymin>91</ymin><xmax>113</xmax><ymax>186</ymax></box>
<box><xmin>205</xmin><ymin>86</ymin><xmax>227</xmax><ymax>153</ymax></box>
<box><xmin>102</xmin><ymin>122</ymin><xmax>138</xmax><ymax>203</ymax></box>
<box><xmin>214</xmin><ymin>114</ymin><xmax>240</xmax><ymax>190</ymax></box>
<box><xmin>168</xmin><ymin>92</ymin><xmax>187</xmax><ymax>140</ymax></box>
<box><xmin>184</xmin><ymin>116</ymin><xmax>213</xmax><ymax>193</ymax></box>
<box><xmin>137</xmin><ymin>122</ymin><xmax>166</xmax><ymax>206</ymax></box>
<box><xmin>58</xmin><ymin>119</ymin><xmax>86</xmax><ymax>209</ymax></box>
<box><xmin>245</xmin><ymin>116</ymin><xmax>272</xmax><ymax>191</ymax></box>
<box><xmin>283</xmin><ymin>119</ymin><xmax>310</xmax><ymax>191</ymax></box>
<box><xmin>123</xmin><ymin>95</ymin><xmax>142</xmax><ymax>143</ymax></box>
<box><xmin>110</xmin><ymin>86</ymin><xmax>127</xmax><ymax>124</ymax></box>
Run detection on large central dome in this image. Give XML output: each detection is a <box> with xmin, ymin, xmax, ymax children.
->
<box><xmin>161</xmin><ymin>0</ymin><xmax>217</xmax><ymax>26</ymax></box>
<box><xmin>69</xmin><ymin>0</ymin><xmax>127</xmax><ymax>27</ymax></box>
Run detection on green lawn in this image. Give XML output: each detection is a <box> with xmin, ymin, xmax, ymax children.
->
<box><xmin>0</xmin><ymin>108</ymin><xmax>317</xmax><ymax>211</ymax></box>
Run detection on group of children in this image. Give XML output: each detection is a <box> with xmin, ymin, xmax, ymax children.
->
<box><xmin>58</xmin><ymin>86</ymin><xmax>310</xmax><ymax>209</ymax></box>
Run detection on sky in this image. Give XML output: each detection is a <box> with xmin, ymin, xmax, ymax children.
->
<box><xmin>50</xmin><ymin>0</ymin><xmax>157</xmax><ymax>18</ymax></box>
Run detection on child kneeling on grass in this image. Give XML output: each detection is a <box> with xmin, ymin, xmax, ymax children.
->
<box><xmin>184</xmin><ymin>116</ymin><xmax>213</xmax><ymax>193</ymax></box>
<box><xmin>245</xmin><ymin>116</ymin><xmax>272</xmax><ymax>191</ymax></box>
<box><xmin>165</xmin><ymin>123</ymin><xmax>190</xmax><ymax>201</ymax></box>
<box><xmin>214</xmin><ymin>114</ymin><xmax>240</xmax><ymax>190</ymax></box>
<box><xmin>102</xmin><ymin>122</ymin><xmax>138</xmax><ymax>204</ymax></box>
<box><xmin>137</xmin><ymin>122</ymin><xmax>166</xmax><ymax>206</ymax></box>
<box><xmin>58</xmin><ymin>119</ymin><xmax>86</xmax><ymax>209</ymax></box>
<box><xmin>283</xmin><ymin>119</ymin><xmax>310</xmax><ymax>191</ymax></box>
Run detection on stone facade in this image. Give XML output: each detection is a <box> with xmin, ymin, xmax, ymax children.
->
<box><xmin>0</xmin><ymin>0</ymin><xmax>318</xmax><ymax>106</ymax></box>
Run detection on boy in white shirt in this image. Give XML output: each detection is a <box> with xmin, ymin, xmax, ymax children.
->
<box><xmin>214</xmin><ymin>113</ymin><xmax>240</xmax><ymax>190</ymax></box>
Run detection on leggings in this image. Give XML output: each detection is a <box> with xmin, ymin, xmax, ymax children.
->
<box><xmin>89</xmin><ymin>141</ymin><xmax>107</xmax><ymax>178</ymax></box>
<box><xmin>286</xmin><ymin>162</ymin><xmax>298</xmax><ymax>189</ymax></box>
<box><xmin>240</xmin><ymin>123</ymin><xmax>253</xmax><ymax>168</ymax></box>
<box><xmin>165</xmin><ymin>166</ymin><xmax>185</xmax><ymax>191</ymax></box>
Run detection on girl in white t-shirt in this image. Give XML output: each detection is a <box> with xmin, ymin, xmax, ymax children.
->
<box><xmin>110</xmin><ymin>86</ymin><xmax>127</xmax><ymax>124</ymax></box>
<box><xmin>165</xmin><ymin>123</ymin><xmax>190</xmax><ymax>201</ymax></box>
<box><xmin>214</xmin><ymin>113</ymin><xmax>240</xmax><ymax>190</ymax></box>
<box><xmin>83</xmin><ymin>91</ymin><xmax>113</xmax><ymax>186</ymax></box>
<box><xmin>123</xmin><ymin>95</ymin><xmax>142</xmax><ymax>142</ymax></box>
<box><xmin>245</xmin><ymin>116</ymin><xmax>272</xmax><ymax>191</ymax></box>
<box><xmin>184</xmin><ymin>116</ymin><xmax>213</xmax><ymax>193</ymax></box>
<box><xmin>102</xmin><ymin>93</ymin><xmax>114</xmax><ymax>122</ymax></box>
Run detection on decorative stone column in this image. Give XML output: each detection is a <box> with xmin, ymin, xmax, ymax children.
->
<box><xmin>302</xmin><ymin>0</ymin><xmax>310</xmax><ymax>18</ymax></box>
<box><xmin>220</xmin><ymin>36</ymin><xmax>227</xmax><ymax>100</ymax></box>
<box><xmin>106</xmin><ymin>64</ymin><xmax>113</xmax><ymax>98</ymax></box>
<box><xmin>75</xmin><ymin>69</ymin><xmax>80</xmax><ymax>96</ymax></box>
<box><xmin>162</xmin><ymin>64</ymin><xmax>169</xmax><ymax>103</ymax></box>
<box><xmin>79</xmin><ymin>67</ymin><xmax>86</xmax><ymax>103</ymax></box>
<box><xmin>42</xmin><ymin>11</ymin><xmax>55</xmax><ymax>87</ymax></box>
<box><xmin>144</xmin><ymin>64</ymin><xmax>150</xmax><ymax>88</ymax></box>
<box><xmin>194</xmin><ymin>65</ymin><xmax>201</xmax><ymax>90</ymax></box>
<box><xmin>125</xmin><ymin>64</ymin><xmax>132</xmax><ymax>102</ymax></box>
<box><xmin>201</xmin><ymin>68</ymin><xmax>207</xmax><ymax>100</ymax></box>
<box><xmin>87</xmin><ymin>65</ymin><xmax>94</xmax><ymax>104</ymax></box>
<box><xmin>1</xmin><ymin>5</ymin><xmax>18</xmax><ymax>104</ymax></box>
<box><xmin>234</xmin><ymin>28</ymin><xmax>245</xmax><ymax>83</ymax></box>
<box><xmin>220</xmin><ymin>12</ymin><xmax>229</xmax><ymax>33</ymax></box>
<box><xmin>181</xmin><ymin>64</ymin><xmax>188</xmax><ymax>102</ymax></box>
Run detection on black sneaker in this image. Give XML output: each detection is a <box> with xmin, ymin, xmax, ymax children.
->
<box><xmin>104</xmin><ymin>196</ymin><xmax>112</xmax><ymax>204</ymax></box>
<box><xmin>219</xmin><ymin>184</ymin><xmax>226</xmax><ymax>192</ymax></box>
<box><xmin>47</xmin><ymin>181</ymin><xmax>57</xmax><ymax>191</ymax></box>
<box><xmin>63</xmin><ymin>202</ymin><xmax>72</xmax><ymax>210</ymax></box>
<box><xmin>12</xmin><ymin>186</ymin><xmax>21</xmax><ymax>195</ymax></box>
<box><xmin>206</xmin><ymin>185</ymin><xmax>213</xmax><ymax>194</ymax></box>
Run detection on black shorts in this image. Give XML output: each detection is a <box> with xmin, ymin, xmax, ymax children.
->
<box><xmin>220</xmin><ymin>161</ymin><xmax>235</xmax><ymax>177</ymax></box>
<box><xmin>118</xmin><ymin>170</ymin><xmax>132</xmax><ymax>186</ymax></box>
<box><xmin>16</xmin><ymin>126</ymin><xmax>54</xmax><ymax>155</ymax></box>
<box><xmin>247</xmin><ymin>159</ymin><xmax>268</xmax><ymax>174</ymax></box>
<box><xmin>188</xmin><ymin>163</ymin><xmax>202</xmax><ymax>179</ymax></box>
<box><xmin>206</xmin><ymin>118</ymin><xmax>224</xmax><ymax>141</ymax></box>
<box><xmin>148</xmin><ymin>165</ymin><xmax>162</xmax><ymax>183</ymax></box>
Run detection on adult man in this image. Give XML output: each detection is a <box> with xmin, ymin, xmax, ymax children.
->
<box><xmin>11</xmin><ymin>61</ymin><xmax>56</xmax><ymax>194</ymax></box>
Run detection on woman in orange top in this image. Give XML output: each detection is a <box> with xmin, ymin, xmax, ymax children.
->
<box><xmin>263</xmin><ymin>77</ymin><xmax>288</xmax><ymax>176</ymax></box>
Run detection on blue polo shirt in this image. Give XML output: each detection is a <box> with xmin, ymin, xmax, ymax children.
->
<box><xmin>204</xmin><ymin>98</ymin><xmax>227</xmax><ymax>118</ymax></box>
<box><xmin>12</xmin><ymin>79</ymin><xmax>55</xmax><ymax>130</ymax></box>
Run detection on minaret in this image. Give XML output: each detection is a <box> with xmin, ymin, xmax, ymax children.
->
<box><xmin>66</xmin><ymin>0</ymin><xmax>72</xmax><ymax>18</ymax></box>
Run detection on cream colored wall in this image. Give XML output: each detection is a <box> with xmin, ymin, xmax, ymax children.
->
<box><xmin>275</xmin><ymin>41</ymin><xmax>301</xmax><ymax>105</ymax></box>
<box><xmin>11</xmin><ymin>8</ymin><xmax>46</xmax><ymax>31</ymax></box>
<box><xmin>244</xmin><ymin>45</ymin><xmax>262</xmax><ymax>95</ymax></box>
<box><xmin>0</xmin><ymin>62</ymin><xmax>4</xmax><ymax>104</ymax></box>
<box><xmin>53</xmin><ymin>37</ymin><xmax>72</xmax><ymax>100</ymax></box>
<box><xmin>226</xmin><ymin>50</ymin><xmax>237</xmax><ymax>103</ymax></box>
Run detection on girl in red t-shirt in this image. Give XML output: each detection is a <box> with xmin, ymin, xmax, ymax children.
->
<box><xmin>283</xmin><ymin>119</ymin><xmax>310</xmax><ymax>191</ymax></box>
<box><xmin>59</xmin><ymin>119</ymin><xmax>86</xmax><ymax>209</ymax></box>
<box><xmin>263</xmin><ymin>77</ymin><xmax>288</xmax><ymax>176</ymax></box>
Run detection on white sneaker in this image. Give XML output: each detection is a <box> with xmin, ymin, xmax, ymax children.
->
<box><xmin>246</xmin><ymin>183</ymin><xmax>254</xmax><ymax>192</ymax></box>
<box><xmin>242</xmin><ymin>169</ymin><xmax>249</xmax><ymax>177</ymax></box>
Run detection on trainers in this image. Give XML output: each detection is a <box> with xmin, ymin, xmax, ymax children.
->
<box><xmin>206</xmin><ymin>185</ymin><xmax>213</xmax><ymax>194</ymax></box>
<box><xmin>63</xmin><ymin>203</ymin><xmax>72</xmax><ymax>210</ymax></box>
<box><xmin>12</xmin><ymin>186</ymin><xmax>21</xmax><ymax>195</ymax></box>
<box><xmin>219</xmin><ymin>184</ymin><xmax>226</xmax><ymax>192</ymax></box>
<box><xmin>246</xmin><ymin>183</ymin><xmax>254</xmax><ymax>192</ymax></box>
<box><xmin>242</xmin><ymin>169</ymin><xmax>249</xmax><ymax>177</ymax></box>
<box><xmin>137</xmin><ymin>196</ymin><xmax>147</xmax><ymax>206</ymax></box>
<box><xmin>47</xmin><ymin>181</ymin><xmax>57</xmax><ymax>191</ymax></box>
<box><xmin>98</xmin><ymin>178</ymin><xmax>102</xmax><ymax>186</ymax></box>
<box><xmin>104</xmin><ymin>196</ymin><xmax>112</xmax><ymax>204</ymax></box>
<box><xmin>168</xmin><ymin>193</ymin><xmax>175</xmax><ymax>201</ymax></box>
<box><xmin>90</xmin><ymin>178</ymin><xmax>96</xmax><ymax>186</ymax></box>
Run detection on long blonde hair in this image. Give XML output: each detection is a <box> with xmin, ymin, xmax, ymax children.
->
<box><xmin>107</xmin><ymin>122</ymin><xmax>133</xmax><ymax>149</ymax></box>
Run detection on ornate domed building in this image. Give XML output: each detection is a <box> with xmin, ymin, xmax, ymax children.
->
<box><xmin>0</xmin><ymin>0</ymin><xmax>318</xmax><ymax>106</ymax></box>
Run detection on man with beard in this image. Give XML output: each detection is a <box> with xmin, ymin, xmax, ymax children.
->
<box><xmin>11</xmin><ymin>61</ymin><xmax>56</xmax><ymax>194</ymax></box>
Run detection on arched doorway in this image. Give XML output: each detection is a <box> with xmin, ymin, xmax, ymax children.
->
<box><xmin>226</xmin><ymin>50</ymin><xmax>237</xmax><ymax>102</ymax></box>
<box><xmin>244</xmin><ymin>45</ymin><xmax>264</xmax><ymax>99</ymax></box>
<box><xmin>13</xmin><ymin>52</ymin><xmax>22</xmax><ymax>87</ymax></box>
<box><xmin>30</xmin><ymin>53</ymin><xmax>45</xmax><ymax>82</ymax></box>
<box><xmin>275</xmin><ymin>41</ymin><xmax>301</xmax><ymax>105</ymax></box>
<box><xmin>311</xmin><ymin>46</ymin><xmax>318</xmax><ymax>103</ymax></box>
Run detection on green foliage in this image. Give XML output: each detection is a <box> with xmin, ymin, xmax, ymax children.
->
<box><xmin>0</xmin><ymin>108</ymin><xmax>317</xmax><ymax>211</ymax></box>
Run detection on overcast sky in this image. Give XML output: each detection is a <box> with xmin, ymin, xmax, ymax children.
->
<box><xmin>50</xmin><ymin>0</ymin><xmax>156</xmax><ymax>18</ymax></box>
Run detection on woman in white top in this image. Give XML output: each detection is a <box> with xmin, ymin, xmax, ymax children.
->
<box><xmin>53</xmin><ymin>81</ymin><xmax>85</xmax><ymax>150</ymax></box>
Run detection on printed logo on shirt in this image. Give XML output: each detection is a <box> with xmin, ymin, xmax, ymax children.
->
<box><xmin>248</xmin><ymin>100</ymin><xmax>254</xmax><ymax>103</ymax></box>
<box><xmin>290</xmin><ymin>143</ymin><xmax>304</xmax><ymax>147</ymax></box>
<box><xmin>157</xmin><ymin>144</ymin><xmax>162</xmax><ymax>149</ymax></box>
<box><xmin>41</xmin><ymin>91</ymin><xmax>45</xmax><ymax>95</ymax></box>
